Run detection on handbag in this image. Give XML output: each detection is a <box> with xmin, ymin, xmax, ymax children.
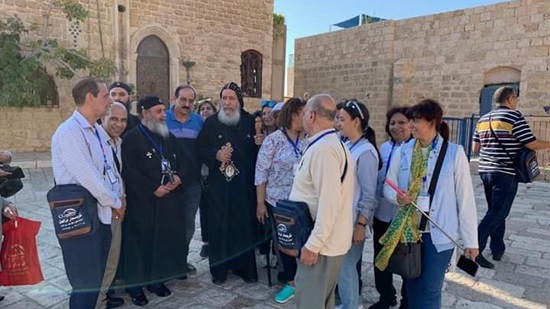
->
<box><xmin>273</xmin><ymin>141</ymin><xmax>348</xmax><ymax>257</ymax></box>
<box><xmin>46</xmin><ymin>184</ymin><xmax>99</xmax><ymax>240</ymax></box>
<box><xmin>0</xmin><ymin>217</ymin><xmax>44</xmax><ymax>286</ymax></box>
<box><xmin>385</xmin><ymin>141</ymin><xmax>448</xmax><ymax>279</ymax></box>
<box><xmin>489</xmin><ymin>116</ymin><xmax>540</xmax><ymax>183</ymax></box>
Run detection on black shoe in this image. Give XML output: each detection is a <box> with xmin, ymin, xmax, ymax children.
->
<box><xmin>0</xmin><ymin>295</ymin><xmax>4</xmax><ymax>302</ymax></box>
<box><xmin>212</xmin><ymin>277</ymin><xmax>227</xmax><ymax>285</ymax></box>
<box><xmin>128</xmin><ymin>291</ymin><xmax>148</xmax><ymax>307</ymax></box>
<box><xmin>147</xmin><ymin>283</ymin><xmax>171</xmax><ymax>297</ymax></box>
<box><xmin>200</xmin><ymin>244</ymin><xmax>208</xmax><ymax>258</ymax></box>
<box><xmin>492</xmin><ymin>253</ymin><xmax>503</xmax><ymax>261</ymax></box>
<box><xmin>106</xmin><ymin>295</ymin><xmax>124</xmax><ymax>309</ymax></box>
<box><xmin>186</xmin><ymin>263</ymin><xmax>197</xmax><ymax>274</ymax></box>
<box><xmin>177</xmin><ymin>273</ymin><xmax>188</xmax><ymax>280</ymax></box>
<box><xmin>242</xmin><ymin>276</ymin><xmax>258</xmax><ymax>284</ymax></box>
<box><xmin>476</xmin><ymin>254</ymin><xmax>495</xmax><ymax>269</ymax></box>
<box><xmin>368</xmin><ymin>300</ymin><xmax>397</xmax><ymax>309</ymax></box>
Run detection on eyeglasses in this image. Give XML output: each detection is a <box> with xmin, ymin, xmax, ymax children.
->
<box><xmin>345</xmin><ymin>101</ymin><xmax>365</xmax><ymax>120</ymax></box>
<box><xmin>261</xmin><ymin>100</ymin><xmax>277</xmax><ymax>108</ymax></box>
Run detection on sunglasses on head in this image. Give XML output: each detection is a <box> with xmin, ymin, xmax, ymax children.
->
<box><xmin>345</xmin><ymin>101</ymin><xmax>365</xmax><ymax>120</ymax></box>
<box><xmin>261</xmin><ymin>100</ymin><xmax>277</xmax><ymax>108</ymax></box>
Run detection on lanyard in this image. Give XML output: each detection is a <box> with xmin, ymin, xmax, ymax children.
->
<box><xmin>281</xmin><ymin>128</ymin><xmax>302</xmax><ymax>159</ymax></box>
<box><xmin>94</xmin><ymin>128</ymin><xmax>109</xmax><ymax>175</ymax></box>
<box><xmin>421</xmin><ymin>137</ymin><xmax>438</xmax><ymax>185</ymax></box>
<box><xmin>304</xmin><ymin>130</ymin><xmax>337</xmax><ymax>154</ymax></box>
<box><xmin>347</xmin><ymin>137</ymin><xmax>363</xmax><ymax>152</ymax></box>
<box><xmin>384</xmin><ymin>141</ymin><xmax>396</xmax><ymax>176</ymax></box>
<box><xmin>139</xmin><ymin>124</ymin><xmax>165</xmax><ymax>159</ymax></box>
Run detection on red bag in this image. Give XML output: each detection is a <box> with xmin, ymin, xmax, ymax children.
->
<box><xmin>0</xmin><ymin>217</ymin><xmax>44</xmax><ymax>286</ymax></box>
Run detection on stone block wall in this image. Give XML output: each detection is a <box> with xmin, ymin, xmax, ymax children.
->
<box><xmin>0</xmin><ymin>0</ymin><xmax>274</xmax><ymax>151</ymax></box>
<box><xmin>294</xmin><ymin>0</ymin><xmax>550</xmax><ymax>142</ymax></box>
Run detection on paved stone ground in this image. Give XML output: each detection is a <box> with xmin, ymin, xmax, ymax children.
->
<box><xmin>1</xmin><ymin>154</ymin><xmax>549</xmax><ymax>308</ymax></box>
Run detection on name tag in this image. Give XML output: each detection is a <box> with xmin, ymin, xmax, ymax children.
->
<box><xmin>416</xmin><ymin>194</ymin><xmax>430</xmax><ymax>212</ymax></box>
<box><xmin>106</xmin><ymin>165</ymin><xmax>118</xmax><ymax>184</ymax></box>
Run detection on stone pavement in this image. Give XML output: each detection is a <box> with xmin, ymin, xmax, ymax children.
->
<box><xmin>1</xmin><ymin>155</ymin><xmax>549</xmax><ymax>308</ymax></box>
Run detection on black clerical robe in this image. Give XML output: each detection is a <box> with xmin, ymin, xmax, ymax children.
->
<box><xmin>120</xmin><ymin>125</ymin><xmax>188</xmax><ymax>287</ymax></box>
<box><xmin>197</xmin><ymin>112</ymin><xmax>259</xmax><ymax>280</ymax></box>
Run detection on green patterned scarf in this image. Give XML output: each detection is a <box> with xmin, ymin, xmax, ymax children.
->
<box><xmin>375</xmin><ymin>139</ymin><xmax>431</xmax><ymax>271</ymax></box>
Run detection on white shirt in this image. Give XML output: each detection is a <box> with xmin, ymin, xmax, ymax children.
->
<box><xmin>51</xmin><ymin>110</ymin><xmax>122</xmax><ymax>224</ymax></box>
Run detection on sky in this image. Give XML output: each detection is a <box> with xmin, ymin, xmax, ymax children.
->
<box><xmin>274</xmin><ymin>0</ymin><xmax>510</xmax><ymax>66</ymax></box>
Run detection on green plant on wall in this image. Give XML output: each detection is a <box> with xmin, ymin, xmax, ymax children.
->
<box><xmin>0</xmin><ymin>0</ymin><xmax>117</xmax><ymax>108</ymax></box>
<box><xmin>273</xmin><ymin>13</ymin><xmax>285</xmax><ymax>39</ymax></box>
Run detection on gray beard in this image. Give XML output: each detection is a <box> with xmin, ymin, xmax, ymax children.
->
<box><xmin>218</xmin><ymin>108</ymin><xmax>241</xmax><ymax>126</ymax></box>
<box><xmin>144</xmin><ymin>115</ymin><xmax>169</xmax><ymax>139</ymax></box>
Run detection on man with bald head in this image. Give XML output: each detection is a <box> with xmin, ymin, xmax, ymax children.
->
<box><xmin>94</xmin><ymin>102</ymin><xmax>128</xmax><ymax>309</ymax></box>
<box><xmin>289</xmin><ymin>94</ymin><xmax>354</xmax><ymax>309</ymax></box>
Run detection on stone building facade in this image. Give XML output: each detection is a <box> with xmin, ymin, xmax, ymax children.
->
<box><xmin>0</xmin><ymin>0</ymin><xmax>274</xmax><ymax>151</ymax></box>
<box><xmin>293</xmin><ymin>0</ymin><xmax>550</xmax><ymax>142</ymax></box>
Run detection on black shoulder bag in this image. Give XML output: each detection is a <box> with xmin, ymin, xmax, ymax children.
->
<box><xmin>386</xmin><ymin>140</ymin><xmax>448</xmax><ymax>279</ymax></box>
<box><xmin>273</xmin><ymin>142</ymin><xmax>348</xmax><ymax>257</ymax></box>
<box><xmin>488</xmin><ymin>116</ymin><xmax>539</xmax><ymax>183</ymax></box>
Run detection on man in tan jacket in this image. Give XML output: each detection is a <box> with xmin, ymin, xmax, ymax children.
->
<box><xmin>289</xmin><ymin>94</ymin><xmax>354</xmax><ymax>309</ymax></box>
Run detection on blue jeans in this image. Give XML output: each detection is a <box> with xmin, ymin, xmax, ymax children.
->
<box><xmin>337</xmin><ymin>242</ymin><xmax>364</xmax><ymax>309</ymax></box>
<box><xmin>478</xmin><ymin>172</ymin><xmax>518</xmax><ymax>255</ymax></box>
<box><xmin>182</xmin><ymin>185</ymin><xmax>202</xmax><ymax>251</ymax></box>
<box><xmin>405</xmin><ymin>234</ymin><xmax>453</xmax><ymax>309</ymax></box>
<box><xmin>60</xmin><ymin>223</ymin><xmax>112</xmax><ymax>309</ymax></box>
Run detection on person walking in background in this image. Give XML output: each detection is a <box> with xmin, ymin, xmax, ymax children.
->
<box><xmin>380</xmin><ymin>99</ymin><xmax>478</xmax><ymax>309</ymax></box>
<box><xmin>255</xmin><ymin>97</ymin><xmax>308</xmax><ymax>304</ymax></box>
<box><xmin>472</xmin><ymin>86</ymin><xmax>550</xmax><ymax>268</ymax></box>
<box><xmin>370</xmin><ymin>106</ymin><xmax>411</xmax><ymax>309</ymax></box>
<box><xmin>335</xmin><ymin>100</ymin><xmax>381</xmax><ymax>309</ymax></box>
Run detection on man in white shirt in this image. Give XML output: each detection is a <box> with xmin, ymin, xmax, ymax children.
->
<box><xmin>95</xmin><ymin>102</ymin><xmax>128</xmax><ymax>309</ymax></box>
<box><xmin>51</xmin><ymin>78</ymin><xmax>124</xmax><ymax>309</ymax></box>
<box><xmin>289</xmin><ymin>94</ymin><xmax>354</xmax><ymax>309</ymax></box>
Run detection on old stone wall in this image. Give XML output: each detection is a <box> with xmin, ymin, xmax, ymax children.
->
<box><xmin>1</xmin><ymin>0</ymin><xmax>274</xmax><ymax>151</ymax></box>
<box><xmin>294</xmin><ymin>0</ymin><xmax>550</xmax><ymax>142</ymax></box>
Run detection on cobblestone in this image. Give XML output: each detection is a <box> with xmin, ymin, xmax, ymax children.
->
<box><xmin>1</xmin><ymin>157</ymin><xmax>549</xmax><ymax>308</ymax></box>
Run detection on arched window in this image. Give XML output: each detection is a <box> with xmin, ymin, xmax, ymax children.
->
<box><xmin>33</xmin><ymin>68</ymin><xmax>59</xmax><ymax>107</ymax></box>
<box><xmin>137</xmin><ymin>35</ymin><xmax>170</xmax><ymax>103</ymax></box>
<box><xmin>241</xmin><ymin>50</ymin><xmax>263</xmax><ymax>98</ymax></box>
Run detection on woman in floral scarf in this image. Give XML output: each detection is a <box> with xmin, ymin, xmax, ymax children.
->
<box><xmin>378</xmin><ymin>99</ymin><xmax>479</xmax><ymax>309</ymax></box>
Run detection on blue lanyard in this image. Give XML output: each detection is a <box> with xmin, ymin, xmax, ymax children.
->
<box><xmin>304</xmin><ymin>130</ymin><xmax>337</xmax><ymax>154</ymax></box>
<box><xmin>421</xmin><ymin>137</ymin><xmax>439</xmax><ymax>184</ymax></box>
<box><xmin>347</xmin><ymin>137</ymin><xmax>363</xmax><ymax>151</ymax></box>
<box><xmin>281</xmin><ymin>128</ymin><xmax>302</xmax><ymax>159</ymax></box>
<box><xmin>94</xmin><ymin>128</ymin><xmax>109</xmax><ymax>175</ymax></box>
<box><xmin>139</xmin><ymin>124</ymin><xmax>165</xmax><ymax>159</ymax></box>
<box><xmin>384</xmin><ymin>141</ymin><xmax>396</xmax><ymax>176</ymax></box>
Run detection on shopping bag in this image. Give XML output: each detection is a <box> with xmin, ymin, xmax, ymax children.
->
<box><xmin>0</xmin><ymin>217</ymin><xmax>44</xmax><ymax>286</ymax></box>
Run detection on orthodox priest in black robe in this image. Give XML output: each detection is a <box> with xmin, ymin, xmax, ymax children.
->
<box><xmin>197</xmin><ymin>82</ymin><xmax>264</xmax><ymax>284</ymax></box>
<box><xmin>120</xmin><ymin>96</ymin><xmax>188</xmax><ymax>306</ymax></box>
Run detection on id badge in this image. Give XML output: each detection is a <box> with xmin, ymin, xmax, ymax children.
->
<box><xmin>106</xmin><ymin>165</ymin><xmax>118</xmax><ymax>184</ymax></box>
<box><xmin>161</xmin><ymin>158</ymin><xmax>171</xmax><ymax>173</ymax></box>
<box><xmin>416</xmin><ymin>194</ymin><xmax>430</xmax><ymax>212</ymax></box>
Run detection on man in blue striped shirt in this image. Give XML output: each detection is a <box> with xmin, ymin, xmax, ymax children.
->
<box><xmin>165</xmin><ymin>85</ymin><xmax>204</xmax><ymax>275</ymax></box>
<box><xmin>473</xmin><ymin>86</ymin><xmax>550</xmax><ymax>268</ymax></box>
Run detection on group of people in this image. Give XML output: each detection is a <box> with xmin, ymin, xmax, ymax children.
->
<box><xmin>45</xmin><ymin>78</ymin><xmax>549</xmax><ymax>309</ymax></box>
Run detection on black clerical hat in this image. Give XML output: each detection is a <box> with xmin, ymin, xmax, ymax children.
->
<box><xmin>109</xmin><ymin>82</ymin><xmax>132</xmax><ymax>94</ymax></box>
<box><xmin>138</xmin><ymin>96</ymin><xmax>163</xmax><ymax>111</ymax></box>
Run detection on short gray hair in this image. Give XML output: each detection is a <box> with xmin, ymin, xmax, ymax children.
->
<box><xmin>103</xmin><ymin>102</ymin><xmax>128</xmax><ymax>122</ymax></box>
<box><xmin>308</xmin><ymin>93</ymin><xmax>337</xmax><ymax>121</ymax></box>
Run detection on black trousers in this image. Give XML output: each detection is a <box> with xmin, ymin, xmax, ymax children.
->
<box><xmin>199</xmin><ymin>180</ymin><xmax>209</xmax><ymax>242</ymax></box>
<box><xmin>373</xmin><ymin>217</ymin><xmax>408</xmax><ymax>304</ymax></box>
<box><xmin>60</xmin><ymin>223</ymin><xmax>112</xmax><ymax>309</ymax></box>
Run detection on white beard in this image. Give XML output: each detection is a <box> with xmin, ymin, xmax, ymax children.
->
<box><xmin>218</xmin><ymin>107</ymin><xmax>241</xmax><ymax>126</ymax></box>
<box><xmin>144</xmin><ymin>115</ymin><xmax>169</xmax><ymax>139</ymax></box>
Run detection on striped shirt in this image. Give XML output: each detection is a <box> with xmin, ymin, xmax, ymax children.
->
<box><xmin>473</xmin><ymin>107</ymin><xmax>536</xmax><ymax>176</ymax></box>
<box><xmin>51</xmin><ymin>110</ymin><xmax>123</xmax><ymax>224</ymax></box>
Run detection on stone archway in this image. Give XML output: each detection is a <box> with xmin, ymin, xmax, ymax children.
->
<box><xmin>136</xmin><ymin>35</ymin><xmax>170</xmax><ymax>102</ymax></box>
<box><xmin>129</xmin><ymin>24</ymin><xmax>180</xmax><ymax>102</ymax></box>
